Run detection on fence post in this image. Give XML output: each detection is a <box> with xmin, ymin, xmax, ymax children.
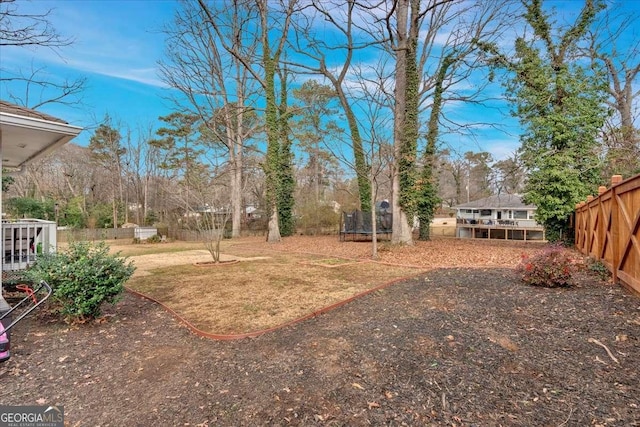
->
<box><xmin>610</xmin><ymin>175</ymin><xmax>623</xmax><ymax>284</ymax></box>
<box><xmin>585</xmin><ymin>195</ymin><xmax>594</xmax><ymax>254</ymax></box>
<box><xmin>597</xmin><ymin>186</ymin><xmax>607</xmax><ymax>260</ymax></box>
<box><xmin>575</xmin><ymin>203</ymin><xmax>582</xmax><ymax>250</ymax></box>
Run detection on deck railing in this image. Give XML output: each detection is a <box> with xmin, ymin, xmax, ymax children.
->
<box><xmin>456</xmin><ymin>218</ymin><xmax>543</xmax><ymax>229</ymax></box>
<box><xmin>456</xmin><ymin>217</ymin><xmax>545</xmax><ymax>241</ymax></box>
<box><xmin>1</xmin><ymin>219</ymin><xmax>57</xmax><ymax>271</ymax></box>
<box><xmin>575</xmin><ymin>174</ymin><xmax>640</xmax><ymax>295</ymax></box>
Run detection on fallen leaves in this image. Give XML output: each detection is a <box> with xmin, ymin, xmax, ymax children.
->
<box><xmin>5</xmin><ymin>239</ymin><xmax>638</xmax><ymax>427</ymax></box>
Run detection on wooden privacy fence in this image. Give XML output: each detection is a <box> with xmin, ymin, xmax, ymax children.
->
<box><xmin>575</xmin><ymin>174</ymin><xmax>640</xmax><ymax>295</ymax></box>
<box><xmin>57</xmin><ymin>227</ymin><xmax>134</xmax><ymax>243</ymax></box>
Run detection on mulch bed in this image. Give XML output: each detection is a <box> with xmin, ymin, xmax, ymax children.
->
<box><xmin>1</xmin><ymin>267</ymin><xmax>638</xmax><ymax>426</ymax></box>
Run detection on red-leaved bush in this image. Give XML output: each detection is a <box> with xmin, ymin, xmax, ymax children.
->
<box><xmin>517</xmin><ymin>245</ymin><xmax>573</xmax><ymax>288</ymax></box>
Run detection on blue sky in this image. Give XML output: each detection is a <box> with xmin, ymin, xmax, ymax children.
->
<box><xmin>1</xmin><ymin>0</ymin><xmax>638</xmax><ymax>162</ymax></box>
<box><xmin>1</xmin><ymin>0</ymin><xmax>178</xmax><ymax>143</ymax></box>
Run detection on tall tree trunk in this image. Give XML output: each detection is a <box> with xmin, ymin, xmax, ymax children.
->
<box><xmin>391</xmin><ymin>0</ymin><xmax>415</xmax><ymax>245</ymax></box>
<box><xmin>336</xmin><ymin>89</ymin><xmax>371</xmax><ymax>212</ymax></box>
<box><xmin>226</xmin><ymin>102</ymin><xmax>243</xmax><ymax>239</ymax></box>
<box><xmin>418</xmin><ymin>54</ymin><xmax>451</xmax><ymax>240</ymax></box>
<box><xmin>277</xmin><ymin>69</ymin><xmax>295</xmax><ymax>236</ymax></box>
<box><xmin>143</xmin><ymin>175</ymin><xmax>149</xmax><ymax>225</ymax></box>
<box><xmin>112</xmin><ymin>190</ymin><xmax>118</xmax><ymax>229</ymax></box>
<box><xmin>262</xmin><ymin>6</ymin><xmax>282</xmax><ymax>243</ymax></box>
<box><xmin>230</xmin><ymin>144</ymin><xmax>242</xmax><ymax>238</ymax></box>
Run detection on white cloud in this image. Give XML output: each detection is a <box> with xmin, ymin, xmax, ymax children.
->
<box><xmin>5</xmin><ymin>0</ymin><xmax>172</xmax><ymax>88</ymax></box>
<box><xmin>483</xmin><ymin>138</ymin><xmax>521</xmax><ymax>160</ymax></box>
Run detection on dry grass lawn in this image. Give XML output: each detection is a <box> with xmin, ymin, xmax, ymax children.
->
<box><xmin>111</xmin><ymin>234</ymin><xmax>545</xmax><ymax>335</ymax></box>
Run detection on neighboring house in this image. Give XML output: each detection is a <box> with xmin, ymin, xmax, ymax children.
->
<box><xmin>244</xmin><ymin>205</ymin><xmax>260</xmax><ymax>220</ymax></box>
<box><xmin>454</xmin><ymin>194</ymin><xmax>545</xmax><ymax>241</ymax></box>
<box><xmin>182</xmin><ymin>204</ymin><xmax>231</xmax><ymax>219</ymax></box>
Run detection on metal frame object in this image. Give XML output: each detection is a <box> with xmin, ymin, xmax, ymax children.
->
<box><xmin>0</xmin><ymin>281</ymin><xmax>52</xmax><ymax>363</ymax></box>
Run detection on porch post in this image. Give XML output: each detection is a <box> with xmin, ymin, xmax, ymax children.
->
<box><xmin>0</xmin><ymin>130</ymin><xmax>10</xmax><ymax>315</ymax></box>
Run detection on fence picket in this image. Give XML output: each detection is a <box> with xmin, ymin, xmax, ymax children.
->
<box><xmin>575</xmin><ymin>174</ymin><xmax>640</xmax><ymax>295</ymax></box>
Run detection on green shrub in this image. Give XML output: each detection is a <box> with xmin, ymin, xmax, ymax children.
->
<box><xmin>296</xmin><ymin>204</ymin><xmax>340</xmax><ymax>234</ymax></box>
<box><xmin>146</xmin><ymin>234</ymin><xmax>161</xmax><ymax>243</ymax></box>
<box><xmin>25</xmin><ymin>241</ymin><xmax>135</xmax><ymax>321</ymax></box>
<box><xmin>517</xmin><ymin>244</ymin><xmax>573</xmax><ymax>288</ymax></box>
<box><xmin>586</xmin><ymin>257</ymin><xmax>610</xmax><ymax>281</ymax></box>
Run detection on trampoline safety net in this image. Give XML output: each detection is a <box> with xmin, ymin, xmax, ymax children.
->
<box><xmin>340</xmin><ymin>210</ymin><xmax>392</xmax><ymax>241</ymax></box>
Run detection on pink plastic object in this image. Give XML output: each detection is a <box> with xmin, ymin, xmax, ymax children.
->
<box><xmin>0</xmin><ymin>323</ymin><xmax>9</xmax><ymax>362</ymax></box>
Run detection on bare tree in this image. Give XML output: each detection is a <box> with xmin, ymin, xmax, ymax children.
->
<box><xmin>159</xmin><ymin>0</ymin><xmax>261</xmax><ymax>238</ymax></box>
<box><xmin>0</xmin><ymin>0</ymin><xmax>70</xmax><ymax>48</ymax></box>
<box><xmin>492</xmin><ymin>153</ymin><xmax>526</xmax><ymax>195</ymax></box>
<box><xmin>444</xmin><ymin>149</ymin><xmax>493</xmax><ymax>202</ymax></box>
<box><xmin>288</xmin><ymin>0</ymin><xmax>381</xmax><ymax>212</ymax></box>
<box><xmin>195</xmin><ymin>205</ymin><xmax>231</xmax><ymax>263</ymax></box>
<box><xmin>0</xmin><ymin>0</ymin><xmax>85</xmax><ymax>108</ymax></box>
<box><xmin>387</xmin><ymin>0</ymin><xmax>427</xmax><ymax>244</ymax></box>
<box><xmin>436</xmin><ymin>149</ymin><xmax>463</xmax><ymax>207</ymax></box>
<box><xmin>385</xmin><ymin>0</ymin><xmax>517</xmax><ymax>243</ymax></box>
<box><xmin>586</xmin><ymin>4</ymin><xmax>640</xmax><ymax>177</ymax></box>
<box><xmin>357</xmin><ymin>68</ymin><xmax>394</xmax><ymax>259</ymax></box>
<box><xmin>122</xmin><ymin>123</ymin><xmax>161</xmax><ymax>226</ymax></box>
<box><xmin>180</xmin><ymin>167</ymin><xmax>232</xmax><ymax>262</ymax></box>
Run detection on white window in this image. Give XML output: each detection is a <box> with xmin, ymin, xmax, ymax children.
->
<box><xmin>514</xmin><ymin>210</ymin><xmax>528</xmax><ymax>219</ymax></box>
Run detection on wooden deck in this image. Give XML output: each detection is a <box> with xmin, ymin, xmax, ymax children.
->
<box><xmin>456</xmin><ymin>222</ymin><xmax>546</xmax><ymax>241</ymax></box>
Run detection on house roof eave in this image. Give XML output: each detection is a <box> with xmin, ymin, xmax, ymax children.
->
<box><xmin>0</xmin><ymin>104</ymin><xmax>82</xmax><ymax>169</ymax></box>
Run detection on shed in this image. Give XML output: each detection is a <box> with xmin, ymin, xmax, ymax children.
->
<box><xmin>135</xmin><ymin>227</ymin><xmax>158</xmax><ymax>240</ymax></box>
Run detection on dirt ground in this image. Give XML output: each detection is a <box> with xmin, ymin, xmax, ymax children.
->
<box><xmin>1</xmin><ymin>236</ymin><xmax>639</xmax><ymax>426</ymax></box>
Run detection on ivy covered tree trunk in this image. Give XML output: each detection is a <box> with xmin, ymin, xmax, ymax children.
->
<box><xmin>277</xmin><ymin>73</ymin><xmax>295</xmax><ymax>236</ymax></box>
<box><xmin>277</xmin><ymin>140</ymin><xmax>295</xmax><ymax>236</ymax></box>
<box><xmin>392</xmin><ymin>0</ymin><xmax>420</xmax><ymax>245</ymax></box>
<box><xmin>398</xmin><ymin>35</ymin><xmax>420</xmax><ymax>226</ymax></box>
<box><xmin>336</xmin><ymin>90</ymin><xmax>371</xmax><ymax>212</ymax></box>
<box><xmin>349</xmin><ymin>113</ymin><xmax>371</xmax><ymax>213</ymax></box>
<box><xmin>255</xmin><ymin>0</ymin><xmax>297</xmax><ymax>242</ymax></box>
<box><xmin>263</xmin><ymin>38</ymin><xmax>282</xmax><ymax>243</ymax></box>
<box><xmin>417</xmin><ymin>54</ymin><xmax>450</xmax><ymax>240</ymax></box>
